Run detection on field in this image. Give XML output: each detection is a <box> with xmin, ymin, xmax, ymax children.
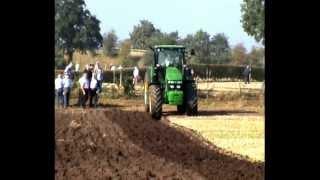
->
<box><xmin>55</xmin><ymin>87</ymin><xmax>264</xmax><ymax>179</ymax></box>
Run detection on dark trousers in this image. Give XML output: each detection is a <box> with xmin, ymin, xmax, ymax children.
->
<box><xmin>55</xmin><ymin>88</ymin><xmax>63</xmax><ymax>107</ymax></box>
<box><xmin>244</xmin><ymin>75</ymin><xmax>250</xmax><ymax>84</ymax></box>
<box><xmin>97</xmin><ymin>80</ymin><xmax>103</xmax><ymax>93</ymax></box>
<box><xmin>89</xmin><ymin>88</ymin><xmax>98</xmax><ymax>107</ymax></box>
<box><xmin>79</xmin><ymin>88</ymin><xmax>89</xmax><ymax>108</ymax></box>
<box><xmin>63</xmin><ymin>87</ymin><xmax>71</xmax><ymax>108</ymax></box>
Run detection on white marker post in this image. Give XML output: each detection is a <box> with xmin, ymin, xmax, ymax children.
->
<box><xmin>118</xmin><ymin>65</ymin><xmax>123</xmax><ymax>87</ymax></box>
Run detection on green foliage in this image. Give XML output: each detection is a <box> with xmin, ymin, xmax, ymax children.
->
<box><xmin>181</xmin><ymin>31</ymin><xmax>232</xmax><ymax>64</ymax></box>
<box><xmin>55</xmin><ymin>0</ymin><xmax>103</xmax><ymax>63</ymax></box>
<box><xmin>138</xmin><ymin>50</ymin><xmax>153</xmax><ymax>67</ymax></box>
<box><xmin>103</xmin><ymin>30</ymin><xmax>118</xmax><ymax>57</ymax></box>
<box><xmin>231</xmin><ymin>43</ymin><xmax>248</xmax><ymax>65</ymax></box>
<box><xmin>118</xmin><ymin>40</ymin><xmax>134</xmax><ymax>66</ymax></box>
<box><xmin>146</xmin><ymin>31</ymin><xmax>178</xmax><ymax>47</ymax></box>
<box><xmin>247</xmin><ymin>46</ymin><xmax>265</xmax><ymax>67</ymax></box>
<box><xmin>130</xmin><ymin>20</ymin><xmax>157</xmax><ymax>49</ymax></box>
<box><xmin>119</xmin><ymin>40</ymin><xmax>131</xmax><ymax>58</ymax></box>
<box><xmin>210</xmin><ymin>33</ymin><xmax>232</xmax><ymax>64</ymax></box>
<box><xmin>241</xmin><ymin>0</ymin><xmax>265</xmax><ymax>44</ymax></box>
<box><xmin>192</xmin><ymin>30</ymin><xmax>211</xmax><ymax>64</ymax></box>
<box><xmin>55</xmin><ymin>48</ymin><xmax>66</xmax><ymax>69</ymax></box>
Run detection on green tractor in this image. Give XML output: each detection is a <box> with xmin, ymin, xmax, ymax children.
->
<box><xmin>144</xmin><ymin>45</ymin><xmax>198</xmax><ymax>120</ymax></box>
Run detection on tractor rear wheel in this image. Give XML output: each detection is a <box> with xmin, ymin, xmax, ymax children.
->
<box><xmin>185</xmin><ymin>83</ymin><xmax>198</xmax><ymax>116</ymax></box>
<box><xmin>149</xmin><ymin>85</ymin><xmax>162</xmax><ymax>120</ymax></box>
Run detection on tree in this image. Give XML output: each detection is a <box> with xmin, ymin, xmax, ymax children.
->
<box><xmin>138</xmin><ymin>50</ymin><xmax>153</xmax><ymax>67</ymax></box>
<box><xmin>55</xmin><ymin>0</ymin><xmax>103</xmax><ymax>64</ymax></box>
<box><xmin>241</xmin><ymin>0</ymin><xmax>265</xmax><ymax>44</ymax></box>
<box><xmin>103</xmin><ymin>30</ymin><xmax>118</xmax><ymax>57</ymax></box>
<box><xmin>210</xmin><ymin>33</ymin><xmax>232</xmax><ymax>64</ymax></box>
<box><xmin>146</xmin><ymin>31</ymin><xmax>178</xmax><ymax>47</ymax></box>
<box><xmin>231</xmin><ymin>43</ymin><xmax>247</xmax><ymax>65</ymax></box>
<box><xmin>119</xmin><ymin>40</ymin><xmax>134</xmax><ymax>66</ymax></box>
<box><xmin>247</xmin><ymin>46</ymin><xmax>264</xmax><ymax>67</ymax></box>
<box><xmin>130</xmin><ymin>20</ymin><xmax>157</xmax><ymax>49</ymax></box>
<box><xmin>192</xmin><ymin>30</ymin><xmax>211</xmax><ymax>64</ymax></box>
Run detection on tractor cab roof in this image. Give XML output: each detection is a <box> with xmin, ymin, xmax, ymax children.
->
<box><xmin>153</xmin><ymin>45</ymin><xmax>185</xmax><ymax>49</ymax></box>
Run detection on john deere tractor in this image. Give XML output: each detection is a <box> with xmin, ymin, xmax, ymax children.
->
<box><xmin>144</xmin><ymin>45</ymin><xmax>198</xmax><ymax>120</ymax></box>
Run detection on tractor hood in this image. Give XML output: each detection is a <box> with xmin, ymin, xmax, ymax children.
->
<box><xmin>165</xmin><ymin>67</ymin><xmax>182</xmax><ymax>81</ymax></box>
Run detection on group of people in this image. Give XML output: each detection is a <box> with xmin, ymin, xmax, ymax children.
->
<box><xmin>55</xmin><ymin>61</ymin><xmax>104</xmax><ymax>108</ymax></box>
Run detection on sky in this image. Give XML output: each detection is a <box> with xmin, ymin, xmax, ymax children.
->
<box><xmin>85</xmin><ymin>0</ymin><xmax>262</xmax><ymax>51</ymax></box>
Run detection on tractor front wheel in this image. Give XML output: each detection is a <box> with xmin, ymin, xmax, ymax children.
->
<box><xmin>149</xmin><ymin>85</ymin><xmax>162</xmax><ymax>120</ymax></box>
<box><xmin>185</xmin><ymin>83</ymin><xmax>198</xmax><ymax>116</ymax></box>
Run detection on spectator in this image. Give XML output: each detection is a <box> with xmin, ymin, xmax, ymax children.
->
<box><xmin>78</xmin><ymin>73</ymin><xmax>90</xmax><ymax>108</ymax></box>
<box><xmin>55</xmin><ymin>74</ymin><xmax>64</xmax><ymax>107</ymax></box>
<box><xmin>89</xmin><ymin>73</ymin><xmax>99</xmax><ymax>107</ymax></box>
<box><xmin>83</xmin><ymin>64</ymin><xmax>92</xmax><ymax>80</ymax></box>
<box><xmin>62</xmin><ymin>74</ymin><xmax>73</xmax><ymax>108</ymax></box>
<box><xmin>133</xmin><ymin>66</ymin><xmax>139</xmax><ymax>86</ymax></box>
<box><xmin>94</xmin><ymin>61</ymin><xmax>103</xmax><ymax>93</ymax></box>
<box><xmin>64</xmin><ymin>62</ymin><xmax>75</xmax><ymax>80</ymax></box>
<box><xmin>243</xmin><ymin>65</ymin><xmax>252</xmax><ymax>84</ymax></box>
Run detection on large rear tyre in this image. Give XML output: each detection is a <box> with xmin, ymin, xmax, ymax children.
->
<box><xmin>185</xmin><ymin>83</ymin><xmax>198</xmax><ymax>116</ymax></box>
<box><xmin>149</xmin><ymin>85</ymin><xmax>162</xmax><ymax>120</ymax></box>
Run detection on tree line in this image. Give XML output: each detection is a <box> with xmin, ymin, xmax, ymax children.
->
<box><xmin>55</xmin><ymin>0</ymin><xmax>264</xmax><ymax>68</ymax></box>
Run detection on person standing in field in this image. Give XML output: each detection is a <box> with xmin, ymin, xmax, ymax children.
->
<box><xmin>62</xmin><ymin>74</ymin><xmax>73</xmax><ymax>108</ymax></box>
<box><xmin>64</xmin><ymin>62</ymin><xmax>75</xmax><ymax>80</ymax></box>
<box><xmin>83</xmin><ymin>64</ymin><xmax>92</xmax><ymax>80</ymax></box>
<box><xmin>55</xmin><ymin>74</ymin><xmax>64</xmax><ymax>107</ymax></box>
<box><xmin>89</xmin><ymin>73</ymin><xmax>99</xmax><ymax>107</ymax></box>
<box><xmin>78</xmin><ymin>73</ymin><xmax>90</xmax><ymax>108</ymax></box>
<box><xmin>94</xmin><ymin>61</ymin><xmax>104</xmax><ymax>93</ymax></box>
<box><xmin>133</xmin><ymin>66</ymin><xmax>139</xmax><ymax>86</ymax></box>
<box><xmin>243</xmin><ymin>65</ymin><xmax>252</xmax><ymax>84</ymax></box>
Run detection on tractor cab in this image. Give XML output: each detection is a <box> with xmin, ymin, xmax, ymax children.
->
<box><xmin>155</xmin><ymin>45</ymin><xmax>185</xmax><ymax>69</ymax></box>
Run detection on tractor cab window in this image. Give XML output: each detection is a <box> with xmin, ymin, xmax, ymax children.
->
<box><xmin>158</xmin><ymin>49</ymin><xmax>183</xmax><ymax>68</ymax></box>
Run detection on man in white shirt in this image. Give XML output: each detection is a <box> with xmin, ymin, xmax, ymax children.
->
<box><xmin>78</xmin><ymin>73</ymin><xmax>90</xmax><ymax>108</ymax></box>
<box><xmin>94</xmin><ymin>61</ymin><xmax>103</xmax><ymax>93</ymax></box>
<box><xmin>55</xmin><ymin>74</ymin><xmax>64</xmax><ymax>107</ymax></box>
<box><xmin>64</xmin><ymin>62</ymin><xmax>75</xmax><ymax>80</ymax></box>
<box><xmin>133</xmin><ymin>66</ymin><xmax>139</xmax><ymax>86</ymax></box>
<box><xmin>89</xmin><ymin>73</ymin><xmax>99</xmax><ymax>107</ymax></box>
<box><xmin>62</xmin><ymin>74</ymin><xmax>73</xmax><ymax>108</ymax></box>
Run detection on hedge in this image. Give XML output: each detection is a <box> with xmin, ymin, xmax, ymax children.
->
<box><xmin>55</xmin><ymin>64</ymin><xmax>264</xmax><ymax>83</ymax></box>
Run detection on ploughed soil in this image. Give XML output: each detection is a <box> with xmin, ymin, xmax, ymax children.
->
<box><xmin>55</xmin><ymin>107</ymin><xmax>264</xmax><ymax>180</ymax></box>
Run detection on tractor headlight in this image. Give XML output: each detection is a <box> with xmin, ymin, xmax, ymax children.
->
<box><xmin>176</xmin><ymin>85</ymin><xmax>181</xmax><ymax>89</ymax></box>
<box><xmin>170</xmin><ymin>85</ymin><xmax>175</xmax><ymax>89</ymax></box>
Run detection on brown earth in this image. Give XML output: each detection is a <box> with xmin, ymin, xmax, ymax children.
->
<box><xmin>55</xmin><ymin>106</ymin><xmax>264</xmax><ymax>180</ymax></box>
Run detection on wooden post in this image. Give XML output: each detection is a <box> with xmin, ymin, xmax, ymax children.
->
<box><xmin>120</xmin><ymin>69</ymin><xmax>122</xmax><ymax>87</ymax></box>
